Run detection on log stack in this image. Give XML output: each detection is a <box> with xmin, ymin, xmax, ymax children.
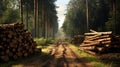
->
<box><xmin>79</xmin><ymin>30</ymin><xmax>120</xmax><ymax>55</ymax></box>
<box><xmin>0</xmin><ymin>23</ymin><xmax>41</xmax><ymax>62</ymax></box>
<box><xmin>71</xmin><ymin>35</ymin><xmax>84</xmax><ymax>45</ymax></box>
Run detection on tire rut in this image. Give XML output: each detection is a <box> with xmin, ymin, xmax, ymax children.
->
<box><xmin>23</xmin><ymin>42</ymin><xmax>92</xmax><ymax>67</ymax></box>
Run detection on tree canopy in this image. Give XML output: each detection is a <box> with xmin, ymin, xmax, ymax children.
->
<box><xmin>0</xmin><ymin>0</ymin><xmax>58</xmax><ymax>38</ymax></box>
<box><xmin>62</xmin><ymin>0</ymin><xmax>120</xmax><ymax>37</ymax></box>
<box><xmin>0</xmin><ymin>0</ymin><xmax>19</xmax><ymax>24</ymax></box>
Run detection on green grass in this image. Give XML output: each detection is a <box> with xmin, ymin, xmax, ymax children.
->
<box><xmin>34</xmin><ymin>38</ymin><xmax>55</xmax><ymax>46</ymax></box>
<box><xmin>69</xmin><ymin>44</ymin><xmax>114</xmax><ymax>67</ymax></box>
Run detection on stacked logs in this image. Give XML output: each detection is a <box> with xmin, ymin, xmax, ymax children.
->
<box><xmin>0</xmin><ymin>23</ymin><xmax>41</xmax><ymax>62</ymax></box>
<box><xmin>79</xmin><ymin>30</ymin><xmax>120</xmax><ymax>55</ymax></box>
<box><xmin>71</xmin><ymin>35</ymin><xmax>84</xmax><ymax>45</ymax></box>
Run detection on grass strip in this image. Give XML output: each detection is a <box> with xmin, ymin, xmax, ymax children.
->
<box><xmin>69</xmin><ymin>44</ymin><xmax>113</xmax><ymax>67</ymax></box>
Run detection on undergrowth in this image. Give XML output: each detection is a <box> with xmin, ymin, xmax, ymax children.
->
<box><xmin>69</xmin><ymin>44</ymin><xmax>115</xmax><ymax>67</ymax></box>
<box><xmin>34</xmin><ymin>38</ymin><xmax>55</xmax><ymax>46</ymax></box>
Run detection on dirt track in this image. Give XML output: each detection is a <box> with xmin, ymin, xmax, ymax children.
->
<box><xmin>23</xmin><ymin>42</ymin><xmax>92</xmax><ymax>67</ymax></box>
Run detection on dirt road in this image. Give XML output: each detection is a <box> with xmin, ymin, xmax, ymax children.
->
<box><xmin>23</xmin><ymin>43</ymin><xmax>92</xmax><ymax>67</ymax></box>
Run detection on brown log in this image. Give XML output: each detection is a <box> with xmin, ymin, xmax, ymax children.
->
<box><xmin>17</xmin><ymin>51</ymin><xmax>23</xmax><ymax>57</ymax></box>
<box><xmin>101</xmin><ymin>41</ymin><xmax>111</xmax><ymax>44</ymax></box>
<box><xmin>83</xmin><ymin>40</ymin><xmax>100</xmax><ymax>44</ymax></box>
<box><xmin>24</xmin><ymin>53</ymin><xmax>28</xmax><ymax>57</ymax></box>
<box><xmin>85</xmin><ymin>35</ymin><xmax>110</xmax><ymax>40</ymax></box>
<box><xmin>97</xmin><ymin>38</ymin><xmax>111</xmax><ymax>42</ymax></box>
<box><xmin>85</xmin><ymin>35</ymin><xmax>101</xmax><ymax>39</ymax></box>
<box><xmin>105</xmin><ymin>44</ymin><xmax>111</xmax><ymax>47</ymax></box>
<box><xmin>28</xmin><ymin>48</ymin><xmax>33</xmax><ymax>52</ymax></box>
<box><xmin>1</xmin><ymin>55</ymin><xmax>9</xmax><ymax>62</ymax></box>
<box><xmin>17</xmin><ymin>48</ymin><xmax>22</xmax><ymax>52</ymax></box>
<box><xmin>13</xmin><ymin>55</ymin><xmax>18</xmax><ymax>60</ymax></box>
<box><xmin>96</xmin><ymin>47</ymin><xmax>104</xmax><ymax>52</ymax></box>
<box><xmin>90</xmin><ymin>29</ymin><xmax>97</xmax><ymax>33</ymax></box>
<box><xmin>12</xmin><ymin>48</ymin><xmax>16</xmax><ymax>52</ymax></box>
<box><xmin>85</xmin><ymin>31</ymin><xmax>112</xmax><ymax>36</ymax></box>
<box><xmin>3</xmin><ymin>38</ymin><xmax>6</xmax><ymax>41</ymax></box>
<box><xmin>6</xmin><ymin>49</ymin><xmax>10</xmax><ymax>54</ymax></box>
<box><xmin>0</xmin><ymin>22</ymin><xmax>39</xmax><ymax>61</ymax></box>
<box><xmin>8</xmin><ymin>33</ymin><xmax>12</xmax><ymax>38</ymax></box>
<box><xmin>80</xmin><ymin>41</ymin><xmax>100</xmax><ymax>47</ymax></box>
<box><xmin>79</xmin><ymin>46</ymin><xmax>96</xmax><ymax>50</ymax></box>
<box><xmin>79</xmin><ymin>48</ymin><xmax>96</xmax><ymax>55</ymax></box>
<box><xmin>82</xmin><ymin>40</ymin><xmax>111</xmax><ymax>47</ymax></box>
<box><xmin>9</xmin><ymin>43</ymin><xmax>14</xmax><ymax>48</ymax></box>
<box><xmin>83</xmin><ymin>40</ymin><xmax>93</xmax><ymax>44</ymax></box>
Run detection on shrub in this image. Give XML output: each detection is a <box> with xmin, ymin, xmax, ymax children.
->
<box><xmin>34</xmin><ymin>38</ymin><xmax>55</xmax><ymax>46</ymax></box>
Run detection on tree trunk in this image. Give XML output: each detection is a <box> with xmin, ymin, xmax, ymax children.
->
<box><xmin>41</xmin><ymin>0</ymin><xmax>45</xmax><ymax>38</ymax></box>
<box><xmin>45</xmin><ymin>12</ymin><xmax>48</xmax><ymax>38</ymax></box>
<box><xmin>112</xmin><ymin>0</ymin><xmax>116</xmax><ymax>34</ymax></box>
<box><xmin>34</xmin><ymin>0</ymin><xmax>36</xmax><ymax>37</ymax></box>
<box><xmin>26</xmin><ymin>3</ymin><xmax>29</xmax><ymax>30</ymax></box>
<box><xmin>36</xmin><ymin>0</ymin><xmax>39</xmax><ymax>37</ymax></box>
<box><xmin>85</xmin><ymin>0</ymin><xmax>89</xmax><ymax>32</ymax></box>
<box><xmin>34</xmin><ymin>0</ymin><xmax>38</xmax><ymax>37</ymax></box>
<box><xmin>19</xmin><ymin>0</ymin><xmax>23</xmax><ymax>23</ymax></box>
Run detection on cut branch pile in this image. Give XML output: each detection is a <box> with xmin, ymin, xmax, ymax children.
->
<box><xmin>79</xmin><ymin>30</ymin><xmax>120</xmax><ymax>55</ymax></box>
<box><xmin>0</xmin><ymin>23</ymin><xmax>41</xmax><ymax>62</ymax></box>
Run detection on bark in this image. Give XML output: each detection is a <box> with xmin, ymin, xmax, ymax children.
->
<box><xmin>80</xmin><ymin>30</ymin><xmax>120</xmax><ymax>54</ymax></box>
<box><xmin>0</xmin><ymin>23</ymin><xmax>41</xmax><ymax>62</ymax></box>
<box><xmin>19</xmin><ymin>0</ymin><xmax>23</xmax><ymax>23</ymax></box>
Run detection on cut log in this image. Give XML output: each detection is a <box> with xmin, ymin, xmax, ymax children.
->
<box><xmin>80</xmin><ymin>41</ymin><xmax>100</xmax><ymax>47</ymax></box>
<box><xmin>85</xmin><ymin>31</ymin><xmax>112</xmax><ymax>36</ymax></box>
<box><xmin>101</xmin><ymin>41</ymin><xmax>111</xmax><ymax>44</ymax></box>
<box><xmin>97</xmin><ymin>38</ymin><xmax>111</xmax><ymax>42</ymax></box>
<box><xmin>17</xmin><ymin>51</ymin><xmax>23</xmax><ymax>57</ymax></box>
<box><xmin>24</xmin><ymin>53</ymin><xmax>28</xmax><ymax>57</ymax></box>
<box><xmin>85</xmin><ymin>35</ymin><xmax>110</xmax><ymax>40</ymax></box>
<box><xmin>0</xmin><ymin>23</ymin><xmax>40</xmax><ymax>62</ymax></box>
<box><xmin>90</xmin><ymin>29</ymin><xmax>97</xmax><ymax>33</ymax></box>
<box><xmin>83</xmin><ymin>40</ymin><xmax>100</xmax><ymax>44</ymax></box>
<box><xmin>79</xmin><ymin>48</ymin><xmax>96</xmax><ymax>55</ymax></box>
<box><xmin>80</xmin><ymin>30</ymin><xmax>120</xmax><ymax>54</ymax></box>
<box><xmin>79</xmin><ymin>46</ymin><xmax>96</xmax><ymax>50</ymax></box>
<box><xmin>1</xmin><ymin>55</ymin><xmax>9</xmax><ymax>62</ymax></box>
<box><xmin>13</xmin><ymin>55</ymin><xmax>18</xmax><ymax>60</ymax></box>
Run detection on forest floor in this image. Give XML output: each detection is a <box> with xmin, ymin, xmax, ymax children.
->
<box><xmin>2</xmin><ymin>42</ymin><xmax>119</xmax><ymax>67</ymax></box>
<box><xmin>22</xmin><ymin>42</ymin><xmax>92</xmax><ymax>67</ymax></box>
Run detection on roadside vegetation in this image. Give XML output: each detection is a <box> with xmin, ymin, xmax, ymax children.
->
<box><xmin>34</xmin><ymin>38</ymin><xmax>55</xmax><ymax>46</ymax></box>
<box><xmin>69</xmin><ymin>44</ymin><xmax>120</xmax><ymax>67</ymax></box>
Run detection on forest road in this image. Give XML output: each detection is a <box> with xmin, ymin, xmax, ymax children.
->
<box><xmin>23</xmin><ymin>42</ymin><xmax>92</xmax><ymax>67</ymax></box>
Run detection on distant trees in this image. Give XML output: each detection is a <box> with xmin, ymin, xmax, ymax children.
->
<box><xmin>0</xmin><ymin>0</ymin><xmax>19</xmax><ymax>24</ymax></box>
<box><xmin>19</xmin><ymin>0</ymin><xmax>58</xmax><ymax>38</ymax></box>
<box><xmin>62</xmin><ymin>0</ymin><xmax>120</xmax><ymax>38</ymax></box>
<box><xmin>62</xmin><ymin>0</ymin><xmax>87</xmax><ymax>37</ymax></box>
<box><xmin>105</xmin><ymin>0</ymin><xmax>120</xmax><ymax>35</ymax></box>
<box><xmin>0</xmin><ymin>0</ymin><xmax>58</xmax><ymax>38</ymax></box>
